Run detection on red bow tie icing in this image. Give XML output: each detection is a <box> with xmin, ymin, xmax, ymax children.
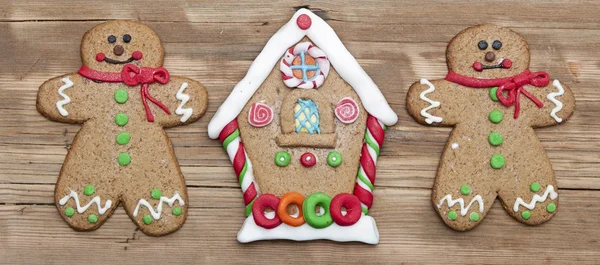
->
<box><xmin>445</xmin><ymin>69</ymin><xmax>549</xmax><ymax>118</ymax></box>
<box><xmin>78</xmin><ymin>64</ymin><xmax>172</xmax><ymax>122</ymax></box>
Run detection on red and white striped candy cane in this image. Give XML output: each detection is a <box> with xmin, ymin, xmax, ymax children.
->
<box><xmin>219</xmin><ymin>119</ymin><xmax>259</xmax><ymax>216</ymax></box>
<box><xmin>353</xmin><ymin>114</ymin><xmax>386</xmax><ymax>214</ymax></box>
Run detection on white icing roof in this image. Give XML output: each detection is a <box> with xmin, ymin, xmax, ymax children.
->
<box><xmin>208</xmin><ymin>9</ymin><xmax>398</xmax><ymax>139</ymax></box>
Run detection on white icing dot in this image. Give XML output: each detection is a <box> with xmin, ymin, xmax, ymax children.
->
<box><xmin>280</xmin><ymin>157</ymin><xmax>285</xmax><ymax>162</ymax></box>
<box><xmin>451</xmin><ymin>143</ymin><xmax>459</xmax><ymax>149</ymax></box>
<box><xmin>306</xmin><ymin>156</ymin><xmax>311</xmax><ymax>161</ymax></box>
<box><xmin>332</xmin><ymin>157</ymin><xmax>337</xmax><ymax>161</ymax></box>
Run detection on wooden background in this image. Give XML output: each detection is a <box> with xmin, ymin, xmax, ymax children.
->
<box><xmin>1</xmin><ymin>0</ymin><xmax>599</xmax><ymax>264</ymax></box>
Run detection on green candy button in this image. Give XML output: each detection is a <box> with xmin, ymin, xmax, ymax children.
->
<box><xmin>460</xmin><ymin>185</ymin><xmax>471</xmax><ymax>195</ymax></box>
<box><xmin>488</xmin><ymin>132</ymin><xmax>503</xmax><ymax>146</ymax></box>
<box><xmin>143</xmin><ymin>215</ymin><xmax>152</xmax><ymax>225</ymax></box>
<box><xmin>448</xmin><ymin>210</ymin><xmax>458</xmax><ymax>221</ymax></box>
<box><xmin>116</xmin><ymin>132</ymin><xmax>131</xmax><ymax>145</ymax></box>
<box><xmin>327</xmin><ymin>151</ymin><xmax>343</xmax><ymax>167</ymax></box>
<box><xmin>83</xmin><ymin>185</ymin><xmax>95</xmax><ymax>196</ymax></box>
<box><xmin>490</xmin><ymin>87</ymin><xmax>499</xmax><ymax>101</ymax></box>
<box><xmin>65</xmin><ymin>207</ymin><xmax>75</xmax><ymax>217</ymax></box>
<box><xmin>489</xmin><ymin>110</ymin><xmax>503</xmax><ymax>124</ymax></box>
<box><xmin>115</xmin><ymin>113</ymin><xmax>129</xmax><ymax>126</ymax></box>
<box><xmin>469</xmin><ymin>212</ymin><xmax>480</xmax><ymax>222</ymax></box>
<box><xmin>151</xmin><ymin>189</ymin><xmax>162</xmax><ymax>200</ymax></box>
<box><xmin>88</xmin><ymin>214</ymin><xmax>98</xmax><ymax>223</ymax></box>
<box><xmin>490</xmin><ymin>154</ymin><xmax>505</xmax><ymax>169</ymax></box>
<box><xmin>530</xmin><ymin>182</ymin><xmax>541</xmax><ymax>192</ymax></box>
<box><xmin>522</xmin><ymin>211</ymin><xmax>531</xmax><ymax>220</ymax></box>
<box><xmin>118</xmin><ymin>153</ymin><xmax>131</xmax><ymax>166</ymax></box>
<box><xmin>547</xmin><ymin>203</ymin><xmax>557</xmax><ymax>213</ymax></box>
<box><xmin>172</xmin><ymin>207</ymin><xmax>182</xmax><ymax>216</ymax></box>
<box><xmin>274</xmin><ymin>151</ymin><xmax>291</xmax><ymax>167</ymax></box>
<box><xmin>114</xmin><ymin>89</ymin><xmax>128</xmax><ymax>104</ymax></box>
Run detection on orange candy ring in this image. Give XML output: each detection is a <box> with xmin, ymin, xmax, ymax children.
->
<box><xmin>277</xmin><ymin>192</ymin><xmax>305</xmax><ymax>227</ymax></box>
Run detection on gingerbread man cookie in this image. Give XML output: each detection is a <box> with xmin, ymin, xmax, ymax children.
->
<box><xmin>37</xmin><ymin>20</ymin><xmax>208</xmax><ymax>236</ymax></box>
<box><xmin>406</xmin><ymin>24</ymin><xmax>575</xmax><ymax>231</ymax></box>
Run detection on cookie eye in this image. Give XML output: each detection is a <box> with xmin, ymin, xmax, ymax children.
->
<box><xmin>492</xmin><ymin>40</ymin><xmax>502</xmax><ymax>50</ymax></box>
<box><xmin>123</xmin><ymin>34</ymin><xmax>131</xmax><ymax>43</ymax></box>
<box><xmin>108</xmin><ymin>35</ymin><xmax>117</xmax><ymax>44</ymax></box>
<box><xmin>478</xmin><ymin>40</ymin><xmax>488</xmax><ymax>50</ymax></box>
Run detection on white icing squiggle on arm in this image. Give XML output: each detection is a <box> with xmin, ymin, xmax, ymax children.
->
<box><xmin>419</xmin><ymin>79</ymin><xmax>443</xmax><ymax>124</ymax></box>
<box><xmin>513</xmin><ymin>185</ymin><xmax>558</xmax><ymax>212</ymax></box>
<box><xmin>175</xmin><ymin>82</ymin><xmax>193</xmax><ymax>123</ymax></box>
<box><xmin>133</xmin><ymin>193</ymin><xmax>185</xmax><ymax>220</ymax></box>
<box><xmin>437</xmin><ymin>194</ymin><xmax>484</xmax><ymax>216</ymax></box>
<box><xmin>59</xmin><ymin>189</ymin><xmax>112</xmax><ymax>215</ymax></box>
<box><xmin>547</xmin><ymin>80</ymin><xmax>565</xmax><ymax>123</ymax></box>
<box><xmin>56</xmin><ymin>77</ymin><xmax>73</xmax><ymax>116</ymax></box>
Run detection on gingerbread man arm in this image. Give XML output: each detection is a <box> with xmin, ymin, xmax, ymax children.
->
<box><xmin>406</xmin><ymin>79</ymin><xmax>462</xmax><ymax>126</ymax></box>
<box><xmin>152</xmin><ymin>76</ymin><xmax>208</xmax><ymax>128</ymax></box>
<box><xmin>37</xmin><ymin>74</ymin><xmax>91</xmax><ymax>123</ymax></box>
<box><xmin>526</xmin><ymin>80</ymin><xmax>575</xmax><ymax>128</ymax></box>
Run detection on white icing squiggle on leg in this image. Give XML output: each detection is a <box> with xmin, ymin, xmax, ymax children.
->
<box><xmin>56</xmin><ymin>77</ymin><xmax>73</xmax><ymax>116</ymax></box>
<box><xmin>59</xmin><ymin>189</ymin><xmax>113</xmax><ymax>215</ymax></box>
<box><xmin>513</xmin><ymin>185</ymin><xmax>558</xmax><ymax>212</ymax></box>
<box><xmin>175</xmin><ymin>82</ymin><xmax>193</xmax><ymax>123</ymax></box>
<box><xmin>437</xmin><ymin>194</ymin><xmax>484</xmax><ymax>216</ymax></box>
<box><xmin>547</xmin><ymin>80</ymin><xmax>565</xmax><ymax>123</ymax></box>
<box><xmin>133</xmin><ymin>193</ymin><xmax>185</xmax><ymax>220</ymax></box>
<box><xmin>419</xmin><ymin>79</ymin><xmax>443</xmax><ymax>124</ymax></box>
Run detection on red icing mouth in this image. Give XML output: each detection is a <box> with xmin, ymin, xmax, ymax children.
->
<box><xmin>473</xmin><ymin>58</ymin><xmax>512</xmax><ymax>72</ymax></box>
<box><xmin>95</xmin><ymin>51</ymin><xmax>143</xmax><ymax>64</ymax></box>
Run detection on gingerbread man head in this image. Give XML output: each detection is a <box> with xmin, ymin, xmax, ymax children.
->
<box><xmin>447</xmin><ymin>24</ymin><xmax>530</xmax><ymax>79</ymax></box>
<box><xmin>81</xmin><ymin>20</ymin><xmax>164</xmax><ymax>72</ymax></box>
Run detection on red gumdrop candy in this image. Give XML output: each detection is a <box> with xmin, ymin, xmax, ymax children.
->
<box><xmin>95</xmin><ymin>53</ymin><xmax>105</xmax><ymax>62</ymax></box>
<box><xmin>472</xmin><ymin>62</ymin><xmax>483</xmax><ymax>72</ymax></box>
<box><xmin>502</xmin><ymin>59</ymin><xmax>512</xmax><ymax>69</ymax></box>
<box><xmin>132</xmin><ymin>51</ymin><xmax>143</xmax><ymax>60</ymax></box>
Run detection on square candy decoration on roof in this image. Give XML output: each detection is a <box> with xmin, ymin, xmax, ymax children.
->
<box><xmin>208</xmin><ymin>9</ymin><xmax>397</xmax><ymax>244</ymax></box>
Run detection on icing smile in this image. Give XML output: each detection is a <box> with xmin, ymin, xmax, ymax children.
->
<box><xmin>95</xmin><ymin>51</ymin><xmax>143</xmax><ymax>64</ymax></box>
<box><xmin>473</xmin><ymin>58</ymin><xmax>512</xmax><ymax>72</ymax></box>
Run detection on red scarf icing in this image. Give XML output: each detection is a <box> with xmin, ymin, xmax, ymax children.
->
<box><xmin>78</xmin><ymin>64</ymin><xmax>171</xmax><ymax>122</ymax></box>
<box><xmin>445</xmin><ymin>69</ymin><xmax>549</xmax><ymax>119</ymax></box>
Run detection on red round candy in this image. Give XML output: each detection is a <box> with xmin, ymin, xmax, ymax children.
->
<box><xmin>330</xmin><ymin>193</ymin><xmax>362</xmax><ymax>226</ymax></box>
<box><xmin>95</xmin><ymin>53</ymin><xmax>105</xmax><ymax>62</ymax></box>
<box><xmin>132</xmin><ymin>51</ymin><xmax>143</xmax><ymax>60</ymax></box>
<box><xmin>251</xmin><ymin>194</ymin><xmax>282</xmax><ymax>229</ymax></box>
<box><xmin>300</xmin><ymin>152</ymin><xmax>316</xmax><ymax>167</ymax></box>
<box><xmin>296</xmin><ymin>14</ymin><xmax>312</xmax><ymax>30</ymax></box>
<box><xmin>472</xmin><ymin>62</ymin><xmax>483</xmax><ymax>72</ymax></box>
<box><xmin>502</xmin><ymin>59</ymin><xmax>512</xmax><ymax>69</ymax></box>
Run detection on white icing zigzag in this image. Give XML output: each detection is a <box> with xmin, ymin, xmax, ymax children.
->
<box><xmin>56</xmin><ymin>77</ymin><xmax>73</xmax><ymax>116</ymax></box>
<box><xmin>175</xmin><ymin>82</ymin><xmax>193</xmax><ymax>123</ymax></box>
<box><xmin>548</xmin><ymin>80</ymin><xmax>565</xmax><ymax>123</ymax></box>
<box><xmin>59</xmin><ymin>189</ymin><xmax>113</xmax><ymax>215</ymax></box>
<box><xmin>513</xmin><ymin>185</ymin><xmax>558</xmax><ymax>212</ymax></box>
<box><xmin>437</xmin><ymin>194</ymin><xmax>484</xmax><ymax>216</ymax></box>
<box><xmin>419</xmin><ymin>79</ymin><xmax>443</xmax><ymax>124</ymax></box>
<box><xmin>133</xmin><ymin>193</ymin><xmax>185</xmax><ymax>220</ymax></box>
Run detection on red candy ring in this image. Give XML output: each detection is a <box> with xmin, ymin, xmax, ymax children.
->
<box><xmin>251</xmin><ymin>194</ymin><xmax>282</xmax><ymax>229</ymax></box>
<box><xmin>300</xmin><ymin>152</ymin><xmax>316</xmax><ymax>167</ymax></box>
<box><xmin>330</xmin><ymin>193</ymin><xmax>362</xmax><ymax>226</ymax></box>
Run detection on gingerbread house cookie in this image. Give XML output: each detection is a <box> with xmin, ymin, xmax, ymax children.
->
<box><xmin>406</xmin><ymin>24</ymin><xmax>575</xmax><ymax>231</ymax></box>
<box><xmin>208</xmin><ymin>9</ymin><xmax>397</xmax><ymax>244</ymax></box>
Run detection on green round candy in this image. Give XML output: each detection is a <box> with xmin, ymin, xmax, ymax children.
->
<box><xmin>547</xmin><ymin>203</ymin><xmax>557</xmax><ymax>213</ymax></box>
<box><xmin>490</xmin><ymin>154</ymin><xmax>505</xmax><ymax>169</ymax></box>
<box><xmin>448</xmin><ymin>210</ymin><xmax>458</xmax><ymax>221</ymax></box>
<box><xmin>469</xmin><ymin>212</ymin><xmax>480</xmax><ymax>222</ymax></box>
<box><xmin>460</xmin><ymin>185</ymin><xmax>471</xmax><ymax>195</ymax></box>
<box><xmin>116</xmin><ymin>132</ymin><xmax>131</xmax><ymax>145</ymax></box>
<box><xmin>143</xmin><ymin>215</ymin><xmax>153</xmax><ymax>225</ymax></box>
<box><xmin>302</xmin><ymin>192</ymin><xmax>333</xmax><ymax>229</ymax></box>
<box><xmin>83</xmin><ymin>185</ymin><xmax>95</xmax><ymax>196</ymax></box>
<box><xmin>521</xmin><ymin>211</ymin><xmax>531</xmax><ymax>220</ymax></box>
<box><xmin>274</xmin><ymin>151</ymin><xmax>291</xmax><ymax>167</ymax></box>
<box><xmin>115</xmin><ymin>113</ymin><xmax>129</xmax><ymax>126</ymax></box>
<box><xmin>488</xmin><ymin>132</ymin><xmax>503</xmax><ymax>146</ymax></box>
<box><xmin>64</xmin><ymin>207</ymin><xmax>75</xmax><ymax>217</ymax></box>
<box><xmin>530</xmin><ymin>182</ymin><xmax>541</xmax><ymax>192</ymax></box>
<box><xmin>489</xmin><ymin>110</ymin><xmax>503</xmax><ymax>124</ymax></box>
<box><xmin>172</xmin><ymin>207</ymin><xmax>182</xmax><ymax>216</ymax></box>
<box><xmin>114</xmin><ymin>89</ymin><xmax>128</xmax><ymax>104</ymax></box>
<box><xmin>327</xmin><ymin>151</ymin><xmax>343</xmax><ymax>167</ymax></box>
<box><xmin>489</xmin><ymin>87</ymin><xmax>499</xmax><ymax>101</ymax></box>
<box><xmin>88</xmin><ymin>214</ymin><xmax>98</xmax><ymax>223</ymax></box>
<box><xmin>151</xmin><ymin>189</ymin><xmax>162</xmax><ymax>200</ymax></box>
<box><xmin>118</xmin><ymin>153</ymin><xmax>131</xmax><ymax>166</ymax></box>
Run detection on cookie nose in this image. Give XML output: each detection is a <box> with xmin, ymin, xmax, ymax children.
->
<box><xmin>485</xmin><ymin>52</ymin><xmax>496</xmax><ymax>62</ymax></box>
<box><xmin>113</xmin><ymin>45</ymin><xmax>124</xmax><ymax>56</ymax></box>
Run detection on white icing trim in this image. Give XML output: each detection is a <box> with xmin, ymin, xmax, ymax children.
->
<box><xmin>437</xmin><ymin>194</ymin><xmax>484</xmax><ymax>216</ymax></box>
<box><xmin>56</xmin><ymin>77</ymin><xmax>73</xmax><ymax>116</ymax></box>
<box><xmin>175</xmin><ymin>82</ymin><xmax>193</xmax><ymax>123</ymax></box>
<box><xmin>419</xmin><ymin>79</ymin><xmax>442</xmax><ymax>124</ymax></box>
<box><xmin>207</xmin><ymin>8</ymin><xmax>397</xmax><ymax>139</ymax></box>
<box><xmin>133</xmin><ymin>193</ymin><xmax>185</xmax><ymax>220</ymax></box>
<box><xmin>513</xmin><ymin>185</ymin><xmax>558</xmax><ymax>212</ymax></box>
<box><xmin>237</xmin><ymin>213</ymin><xmax>379</xmax><ymax>244</ymax></box>
<box><xmin>59</xmin><ymin>189</ymin><xmax>113</xmax><ymax>215</ymax></box>
<box><xmin>548</xmin><ymin>80</ymin><xmax>565</xmax><ymax>123</ymax></box>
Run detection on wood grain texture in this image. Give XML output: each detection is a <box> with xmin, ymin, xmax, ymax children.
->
<box><xmin>0</xmin><ymin>0</ymin><xmax>599</xmax><ymax>264</ymax></box>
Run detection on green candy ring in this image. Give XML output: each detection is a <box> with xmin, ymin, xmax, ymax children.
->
<box><xmin>327</xmin><ymin>151</ymin><xmax>343</xmax><ymax>167</ymax></box>
<box><xmin>274</xmin><ymin>151</ymin><xmax>291</xmax><ymax>167</ymax></box>
<box><xmin>302</xmin><ymin>192</ymin><xmax>333</xmax><ymax>229</ymax></box>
